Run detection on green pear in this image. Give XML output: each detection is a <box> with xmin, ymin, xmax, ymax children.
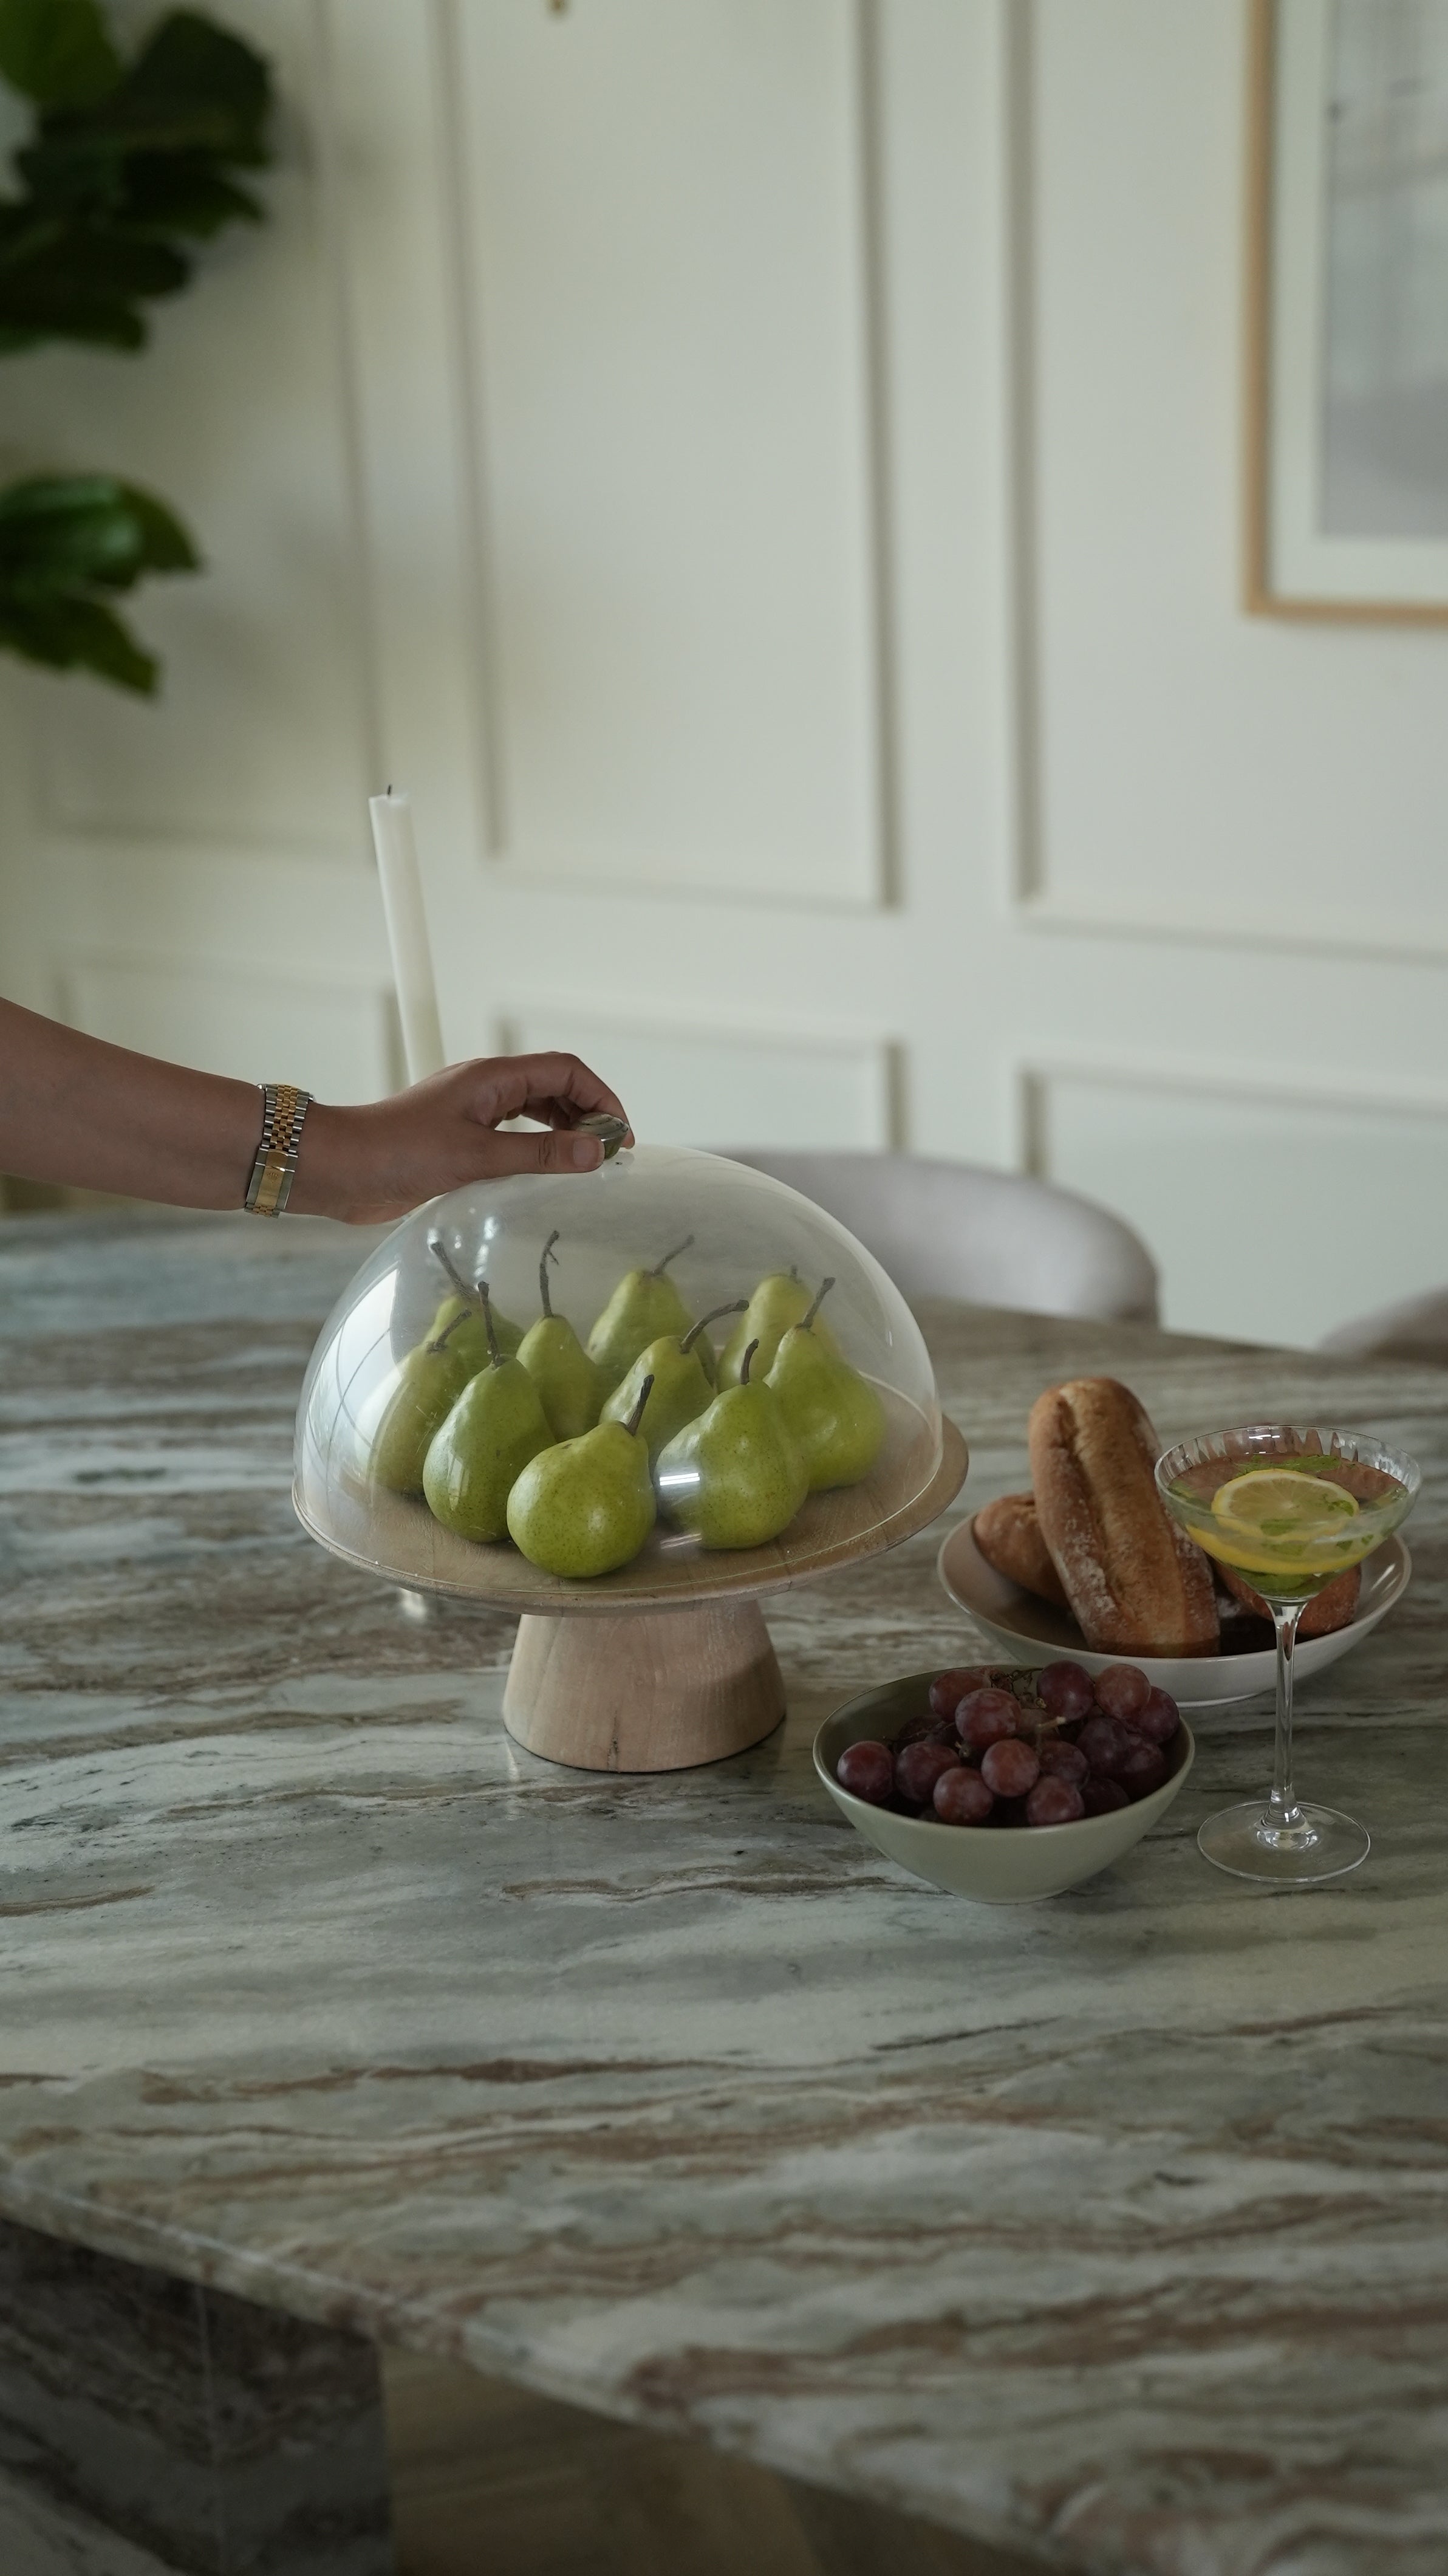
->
<box><xmin>517</xmin><ymin>1230</ymin><xmax>608</xmax><ymax>1440</ymax></box>
<box><xmin>507</xmin><ymin>1375</ymin><xmax>657</xmax><ymax>1578</ymax></box>
<box><xmin>718</xmin><ymin>1268</ymin><xmax>839</xmax><ymax>1387</ymax></box>
<box><xmin>586</xmin><ymin>1235</ymin><xmax>697</xmax><ymax>1388</ymax></box>
<box><xmin>766</xmin><ymin>1276</ymin><xmax>885</xmax><ymax>1492</ymax></box>
<box><xmin>655</xmin><ymin>1338</ymin><xmax>808</xmax><ymax>1550</ymax></box>
<box><xmin>425</xmin><ymin>1235</ymin><xmax>524</xmax><ymax>1370</ymax></box>
<box><xmin>422</xmin><ymin>1282</ymin><xmax>555</xmax><ymax>1543</ymax></box>
<box><xmin>601</xmin><ymin>1298</ymin><xmax>746</xmax><ymax>1460</ymax></box>
<box><xmin>370</xmin><ymin>1307</ymin><xmax>476</xmax><ymax>1494</ymax></box>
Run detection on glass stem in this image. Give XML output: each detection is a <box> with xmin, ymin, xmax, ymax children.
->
<box><xmin>1266</xmin><ymin>1600</ymin><xmax>1306</xmax><ymax>1838</ymax></box>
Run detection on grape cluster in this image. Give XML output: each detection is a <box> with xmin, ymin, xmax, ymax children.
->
<box><xmin>834</xmin><ymin>1660</ymin><xmax>1181</xmax><ymax>1831</ymax></box>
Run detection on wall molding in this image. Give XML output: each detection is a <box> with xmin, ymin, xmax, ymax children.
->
<box><xmin>996</xmin><ymin>0</ymin><xmax>1448</xmax><ymax>968</ymax></box>
<box><xmin>500</xmin><ymin>1000</ymin><xmax>902</xmax><ymax>1150</ymax></box>
<box><xmin>435</xmin><ymin>0</ymin><xmax>896</xmax><ymax>914</ymax></box>
<box><xmin>1017</xmin><ymin>1050</ymin><xmax>1448</xmax><ymax>1181</ymax></box>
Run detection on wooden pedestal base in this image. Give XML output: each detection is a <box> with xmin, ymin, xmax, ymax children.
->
<box><xmin>504</xmin><ymin>1599</ymin><xmax>785</xmax><ymax>1773</ymax></box>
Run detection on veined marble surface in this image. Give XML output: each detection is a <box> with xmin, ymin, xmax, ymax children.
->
<box><xmin>2</xmin><ymin>1214</ymin><xmax>1448</xmax><ymax>2576</ymax></box>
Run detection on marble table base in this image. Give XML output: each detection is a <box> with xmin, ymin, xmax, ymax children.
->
<box><xmin>0</xmin><ymin>2219</ymin><xmax>394</xmax><ymax>2576</ymax></box>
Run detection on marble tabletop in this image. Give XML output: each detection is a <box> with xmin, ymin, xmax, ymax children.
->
<box><xmin>2</xmin><ymin>1212</ymin><xmax>1448</xmax><ymax>2576</ymax></box>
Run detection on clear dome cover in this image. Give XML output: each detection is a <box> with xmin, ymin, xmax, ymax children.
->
<box><xmin>293</xmin><ymin>1143</ymin><xmax>946</xmax><ymax>1610</ymax></box>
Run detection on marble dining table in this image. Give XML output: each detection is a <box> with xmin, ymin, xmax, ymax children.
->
<box><xmin>2</xmin><ymin>1209</ymin><xmax>1447</xmax><ymax>2576</ymax></box>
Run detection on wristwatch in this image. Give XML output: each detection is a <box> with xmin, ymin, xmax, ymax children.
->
<box><xmin>244</xmin><ymin>1083</ymin><xmax>312</xmax><ymax>1218</ymax></box>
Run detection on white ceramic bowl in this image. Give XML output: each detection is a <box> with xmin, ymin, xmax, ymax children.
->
<box><xmin>814</xmin><ymin>1672</ymin><xmax>1195</xmax><ymax>1905</ymax></box>
<box><xmin>937</xmin><ymin>1516</ymin><xmax>1412</xmax><ymax>1711</ymax></box>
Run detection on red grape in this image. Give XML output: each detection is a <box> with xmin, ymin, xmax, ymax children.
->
<box><xmin>1078</xmin><ymin>1714</ymin><xmax>1134</xmax><ymax>1780</ymax></box>
<box><xmin>1026</xmin><ymin>1776</ymin><xmax>1085</xmax><ymax>1827</ymax></box>
<box><xmin>895</xmin><ymin>1714</ymin><xmax>960</xmax><ymax>1749</ymax></box>
<box><xmin>980</xmin><ymin>1737</ymin><xmax>1041</xmax><ymax>1798</ymax></box>
<box><xmin>991</xmin><ymin>1797</ymin><xmax>1030</xmax><ymax>1828</ymax></box>
<box><xmin>836</xmin><ymin>1741</ymin><xmax>893</xmax><ymax>1804</ymax></box>
<box><xmin>1119</xmin><ymin>1738</ymin><xmax>1167</xmax><ymax>1800</ymax></box>
<box><xmin>1037</xmin><ymin>1659</ymin><xmax>1095</xmax><ymax>1721</ymax></box>
<box><xmin>895</xmin><ymin>1739</ymin><xmax>963</xmax><ymax>1806</ymax></box>
<box><xmin>933</xmin><ymin>1766</ymin><xmax>994</xmax><ymax>1826</ymax></box>
<box><xmin>1037</xmin><ymin>1736</ymin><xmax>1088</xmax><ymax>1786</ymax></box>
<box><xmin>929</xmin><ymin>1665</ymin><xmax>992</xmax><ymax>1718</ymax></box>
<box><xmin>1134</xmin><ymin>1687</ymin><xmax>1181</xmax><ymax>1746</ymax></box>
<box><xmin>1081</xmin><ymin>1775</ymin><xmax>1129</xmax><ymax>1816</ymax></box>
<box><xmin>894</xmin><ymin>1712</ymin><xmax>938</xmax><ymax>1747</ymax></box>
<box><xmin>956</xmin><ymin>1687</ymin><xmax>1019</xmax><ymax>1753</ymax></box>
<box><xmin>1093</xmin><ymin>1662</ymin><xmax>1150</xmax><ymax>1722</ymax></box>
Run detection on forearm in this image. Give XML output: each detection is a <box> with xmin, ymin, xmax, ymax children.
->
<box><xmin>0</xmin><ymin>999</ymin><xmax>262</xmax><ymax>1210</ymax></box>
<box><xmin>0</xmin><ymin>1002</ymin><xmax>628</xmax><ymax>1225</ymax></box>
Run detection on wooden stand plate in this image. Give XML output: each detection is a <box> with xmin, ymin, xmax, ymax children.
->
<box><xmin>295</xmin><ymin>1401</ymin><xmax>968</xmax><ymax>1773</ymax></box>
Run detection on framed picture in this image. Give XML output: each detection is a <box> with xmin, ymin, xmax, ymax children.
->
<box><xmin>1246</xmin><ymin>0</ymin><xmax>1448</xmax><ymax>620</ymax></box>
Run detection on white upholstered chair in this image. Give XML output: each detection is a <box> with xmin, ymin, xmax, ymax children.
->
<box><xmin>719</xmin><ymin>1151</ymin><xmax>1159</xmax><ymax>1325</ymax></box>
<box><xmin>1320</xmin><ymin>1286</ymin><xmax>1448</xmax><ymax>1366</ymax></box>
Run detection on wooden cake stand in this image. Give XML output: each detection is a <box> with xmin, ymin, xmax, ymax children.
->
<box><xmin>295</xmin><ymin>1392</ymin><xmax>968</xmax><ymax>1773</ymax></box>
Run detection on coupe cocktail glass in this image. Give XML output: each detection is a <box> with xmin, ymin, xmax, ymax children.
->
<box><xmin>1155</xmin><ymin>1426</ymin><xmax>1418</xmax><ymax>1885</ymax></box>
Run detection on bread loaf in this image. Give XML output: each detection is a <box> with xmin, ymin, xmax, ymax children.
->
<box><xmin>1028</xmin><ymin>1377</ymin><xmax>1218</xmax><ymax>1656</ymax></box>
<box><xmin>1216</xmin><ymin>1557</ymin><xmax>1361</xmax><ymax>1640</ymax></box>
<box><xmin>973</xmin><ymin>1492</ymin><xmax>1070</xmax><ymax>1609</ymax></box>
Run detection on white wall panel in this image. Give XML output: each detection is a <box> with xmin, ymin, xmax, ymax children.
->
<box><xmin>1019</xmin><ymin>0</ymin><xmax>1448</xmax><ymax>956</ymax></box>
<box><xmin>504</xmin><ymin>1008</ymin><xmax>893</xmax><ymax>1151</ymax></box>
<box><xmin>449</xmin><ymin>0</ymin><xmax>884</xmax><ymax>904</ymax></box>
<box><xmin>1030</xmin><ymin>1067</ymin><xmax>1448</xmax><ymax>1348</ymax></box>
<box><xmin>70</xmin><ymin>959</ymin><xmax>394</xmax><ymax>1103</ymax></box>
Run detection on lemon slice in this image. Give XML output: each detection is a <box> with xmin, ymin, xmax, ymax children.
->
<box><xmin>1211</xmin><ymin>1467</ymin><xmax>1358</xmax><ymax>1540</ymax></box>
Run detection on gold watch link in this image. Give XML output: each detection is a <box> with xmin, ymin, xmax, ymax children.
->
<box><xmin>244</xmin><ymin>1083</ymin><xmax>312</xmax><ymax>1218</ymax></box>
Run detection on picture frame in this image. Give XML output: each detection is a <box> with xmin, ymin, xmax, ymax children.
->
<box><xmin>1245</xmin><ymin>0</ymin><xmax>1448</xmax><ymax>622</ymax></box>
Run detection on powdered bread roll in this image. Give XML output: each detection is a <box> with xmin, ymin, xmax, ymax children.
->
<box><xmin>1028</xmin><ymin>1377</ymin><xmax>1218</xmax><ymax>1656</ymax></box>
<box><xmin>1216</xmin><ymin>1557</ymin><xmax>1361</xmax><ymax>1640</ymax></box>
<box><xmin>973</xmin><ymin>1492</ymin><xmax>1070</xmax><ymax>1609</ymax></box>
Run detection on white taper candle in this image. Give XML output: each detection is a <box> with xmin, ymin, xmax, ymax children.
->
<box><xmin>368</xmin><ymin>789</ymin><xmax>446</xmax><ymax>1084</ymax></box>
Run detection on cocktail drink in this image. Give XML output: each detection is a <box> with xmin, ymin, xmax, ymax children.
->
<box><xmin>1155</xmin><ymin>1426</ymin><xmax>1418</xmax><ymax>1884</ymax></box>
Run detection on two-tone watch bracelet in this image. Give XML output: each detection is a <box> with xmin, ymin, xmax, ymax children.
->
<box><xmin>244</xmin><ymin>1083</ymin><xmax>312</xmax><ymax>1218</ymax></box>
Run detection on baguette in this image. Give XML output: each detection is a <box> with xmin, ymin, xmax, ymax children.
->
<box><xmin>1028</xmin><ymin>1377</ymin><xmax>1218</xmax><ymax>1656</ymax></box>
<box><xmin>973</xmin><ymin>1492</ymin><xmax>1070</xmax><ymax>1609</ymax></box>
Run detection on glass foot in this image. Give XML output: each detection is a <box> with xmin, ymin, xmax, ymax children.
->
<box><xmin>1197</xmin><ymin>1800</ymin><xmax>1370</xmax><ymax>1886</ymax></box>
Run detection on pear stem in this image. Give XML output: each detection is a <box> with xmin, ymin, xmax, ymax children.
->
<box><xmin>476</xmin><ymin>1278</ymin><xmax>503</xmax><ymax>1369</ymax></box>
<box><xmin>624</xmin><ymin>1373</ymin><xmax>655</xmax><ymax>1439</ymax></box>
<box><xmin>651</xmin><ymin>1235</ymin><xmax>694</xmax><ymax>1278</ymax></box>
<box><xmin>428</xmin><ymin>1234</ymin><xmax>479</xmax><ymax>1307</ymax></box>
<box><xmin>740</xmin><ymin>1337</ymin><xmax>760</xmax><ymax>1386</ymax></box>
<box><xmin>539</xmin><ymin>1228</ymin><xmax>560</xmax><ymax>1319</ymax></box>
<box><xmin>802</xmin><ymin>1276</ymin><xmax>836</xmax><ymax>1334</ymax></box>
<box><xmin>426</xmin><ymin>1307</ymin><xmax>473</xmax><ymax>1356</ymax></box>
<box><xmin>681</xmin><ymin>1298</ymin><xmax>746</xmax><ymax>1355</ymax></box>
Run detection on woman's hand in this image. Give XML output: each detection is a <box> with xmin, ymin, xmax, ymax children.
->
<box><xmin>292</xmin><ymin>1053</ymin><xmax>633</xmax><ymax>1224</ymax></box>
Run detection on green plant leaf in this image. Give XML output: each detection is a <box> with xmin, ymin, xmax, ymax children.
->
<box><xmin>0</xmin><ymin>216</ymin><xmax>187</xmax><ymax>348</ymax></box>
<box><xmin>0</xmin><ymin>0</ymin><xmax>120</xmax><ymax>108</ymax></box>
<box><xmin>0</xmin><ymin>594</ymin><xmax>158</xmax><ymax>692</ymax></box>
<box><xmin>113</xmin><ymin>152</ymin><xmax>264</xmax><ymax>239</ymax></box>
<box><xmin>17</xmin><ymin>12</ymin><xmax>272</xmax><ymax>214</ymax></box>
<box><xmin>0</xmin><ymin>474</ymin><xmax>199</xmax><ymax>592</ymax></box>
<box><xmin>120</xmin><ymin>9</ymin><xmax>270</xmax><ymax>156</ymax></box>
